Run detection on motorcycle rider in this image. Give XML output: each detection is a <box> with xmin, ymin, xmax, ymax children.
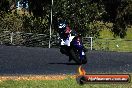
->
<box><xmin>57</xmin><ymin>17</ymin><xmax>73</xmax><ymax>61</ymax></box>
<box><xmin>57</xmin><ymin>18</ymin><xmax>72</xmax><ymax>45</ymax></box>
<box><xmin>57</xmin><ymin>16</ymin><xmax>87</xmax><ymax>62</ymax></box>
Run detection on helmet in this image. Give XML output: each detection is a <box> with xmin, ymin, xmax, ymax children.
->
<box><xmin>58</xmin><ymin>19</ymin><xmax>67</xmax><ymax>29</ymax></box>
<box><xmin>58</xmin><ymin>23</ymin><xmax>66</xmax><ymax>29</ymax></box>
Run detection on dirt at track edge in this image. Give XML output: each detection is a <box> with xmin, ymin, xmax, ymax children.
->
<box><xmin>0</xmin><ymin>75</ymin><xmax>78</xmax><ymax>81</ymax></box>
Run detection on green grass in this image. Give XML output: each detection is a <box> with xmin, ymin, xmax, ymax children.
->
<box><xmin>92</xmin><ymin>28</ymin><xmax>132</xmax><ymax>52</ymax></box>
<box><xmin>99</xmin><ymin>29</ymin><xmax>114</xmax><ymax>39</ymax></box>
<box><xmin>99</xmin><ymin>27</ymin><xmax>132</xmax><ymax>40</ymax></box>
<box><xmin>93</xmin><ymin>39</ymin><xmax>132</xmax><ymax>52</ymax></box>
<box><xmin>0</xmin><ymin>78</ymin><xmax>132</xmax><ymax>88</ymax></box>
<box><xmin>125</xmin><ymin>28</ymin><xmax>132</xmax><ymax>40</ymax></box>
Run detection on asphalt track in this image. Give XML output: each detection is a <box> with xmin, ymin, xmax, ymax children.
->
<box><xmin>0</xmin><ymin>45</ymin><xmax>132</xmax><ymax>75</ymax></box>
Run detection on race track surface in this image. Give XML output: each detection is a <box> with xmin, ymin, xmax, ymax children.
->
<box><xmin>0</xmin><ymin>45</ymin><xmax>132</xmax><ymax>75</ymax></box>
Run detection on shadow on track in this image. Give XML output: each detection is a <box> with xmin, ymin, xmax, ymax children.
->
<box><xmin>48</xmin><ymin>62</ymin><xmax>80</xmax><ymax>65</ymax></box>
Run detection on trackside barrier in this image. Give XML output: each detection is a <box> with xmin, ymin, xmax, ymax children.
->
<box><xmin>0</xmin><ymin>31</ymin><xmax>131</xmax><ymax>52</ymax></box>
<box><xmin>0</xmin><ymin>31</ymin><xmax>59</xmax><ymax>48</ymax></box>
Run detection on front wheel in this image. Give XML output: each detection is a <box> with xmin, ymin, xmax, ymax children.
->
<box><xmin>69</xmin><ymin>49</ymin><xmax>87</xmax><ymax>65</ymax></box>
<box><xmin>80</xmin><ymin>55</ymin><xmax>87</xmax><ymax>64</ymax></box>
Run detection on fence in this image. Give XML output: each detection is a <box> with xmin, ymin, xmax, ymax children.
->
<box><xmin>0</xmin><ymin>31</ymin><xmax>59</xmax><ymax>48</ymax></box>
<box><xmin>0</xmin><ymin>31</ymin><xmax>132</xmax><ymax>52</ymax></box>
<box><xmin>0</xmin><ymin>31</ymin><xmax>93</xmax><ymax>49</ymax></box>
<box><xmin>83</xmin><ymin>38</ymin><xmax>132</xmax><ymax>52</ymax></box>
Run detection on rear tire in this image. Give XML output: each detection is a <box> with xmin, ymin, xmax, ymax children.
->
<box><xmin>60</xmin><ymin>46</ymin><xmax>69</xmax><ymax>56</ymax></box>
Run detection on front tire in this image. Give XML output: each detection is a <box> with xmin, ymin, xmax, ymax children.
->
<box><xmin>81</xmin><ymin>55</ymin><xmax>87</xmax><ymax>64</ymax></box>
<box><xmin>69</xmin><ymin>49</ymin><xmax>87</xmax><ymax>65</ymax></box>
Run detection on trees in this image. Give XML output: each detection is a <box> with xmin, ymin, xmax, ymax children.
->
<box><xmin>28</xmin><ymin>0</ymin><xmax>51</xmax><ymax>17</ymax></box>
<box><xmin>0</xmin><ymin>0</ymin><xmax>50</xmax><ymax>33</ymax></box>
<box><xmin>0</xmin><ymin>0</ymin><xmax>131</xmax><ymax>38</ymax></box>
<box><xmin>0</xmin><ymin>0</ymin><xmax>23</xmax><ymax>32</ymax></box>
<box><xmin>102</xmin><ymin>0</ymin><xmax>132</xmax><ymax>38</ymax></box>
<box><xmin>52</xmin><ymin>0</ymin><xmax>132</xmax><ymax>38</ymax></box>
<box><xmin>52</xmin><ymin>0</ymin><xmax>105</xmax><ymax>37</ymax></box>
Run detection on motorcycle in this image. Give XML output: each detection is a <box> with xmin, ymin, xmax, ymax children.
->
<box><xmin>58</xmin><ymin>22</ymin><xmax>87</xmax><ymax>65</ymax></box>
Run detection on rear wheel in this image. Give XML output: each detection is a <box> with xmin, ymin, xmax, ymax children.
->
<box><xmin>60</xmin><ymin>46</ymin><xmax>69</xmax><ymax>56</ymax></box>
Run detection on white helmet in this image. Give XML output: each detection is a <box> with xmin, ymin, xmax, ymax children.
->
<box><xmin>58</xmin><ymin>23</ymin><xmax>66</xmax><ymax>29</ymax></box>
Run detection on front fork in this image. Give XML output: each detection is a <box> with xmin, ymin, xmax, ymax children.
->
<box><xmin>74</xmin><ymin>45</ymin><xmax>85</xmax><ymax>60</ymax></box>
<box><xmin>79</xmin><ymin>50</ymin><xmax>85</xmax><ymax>60</ymax></box>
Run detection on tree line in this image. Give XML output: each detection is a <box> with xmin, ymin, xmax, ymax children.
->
<box><xmin>0</xmin><ymin>0</ymin><xmax>132</xmax><ymax>38</ymax></box>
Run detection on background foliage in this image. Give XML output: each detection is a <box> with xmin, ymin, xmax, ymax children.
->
<box><xmin>0</xmin><ymin>0</ymin><xmax>132</xmax><ymax>38</ymax></box>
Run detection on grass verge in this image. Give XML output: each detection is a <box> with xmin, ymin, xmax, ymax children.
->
<box><xmin>93</xmin><ymin>39</ymin><xmax>132</xmax><ymax>52</ymax></box>
<box><xmin>86</xmin><ymin>28</ymin><xmax>132</xmax><ymax>52</ymax></box>
<box><xmin>0</xmin><ymin>75</ymin><xmax>132</xmax><ymax>88</ymax></box>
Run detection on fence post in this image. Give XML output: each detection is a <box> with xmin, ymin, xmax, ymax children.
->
<box><xmin>88</xmin><ymin>37</ymin><xmax>93</xmax><ymax>50</ymax></box>
<box><xmin>49</xmin><ymin>0</ymin><xmax>53</xmax><ymax>48</ymax></box>
<box><xmin>10</xmin><ymin>32</ymin><xmax>13</xmax><ymax>44</ymax></box>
